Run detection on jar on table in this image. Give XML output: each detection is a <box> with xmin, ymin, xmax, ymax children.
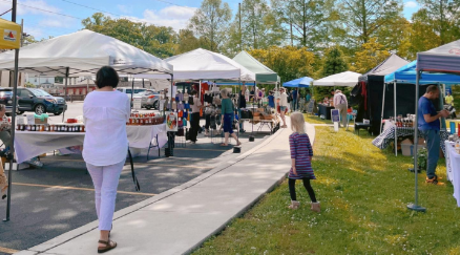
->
<box><xmin>81</xmin><ymin>125</ymin><xmax>85</xmax><ymax>132</ymax></box>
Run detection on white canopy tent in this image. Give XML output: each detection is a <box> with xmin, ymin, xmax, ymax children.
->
<box><xmin>136</xmin><ymin>48</ymin><xmax>256</xmax><ymax>81</ymax></box>
<box><xmin>0</xmin><ymin>29</ymin><xmax>173</xmax><ymax>76</ymax></box>
<box><xmin>0</xmin><ymin>29</ymin><xmax>173</xmax><ymax>120</ymax></box>
<box><xmin>313</xmin><ymin>71</ymin><xmax>362</xmax><ymax>87</ymax></box>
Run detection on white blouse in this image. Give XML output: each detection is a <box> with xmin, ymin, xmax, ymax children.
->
<box><xmin>279</xmin><ymin>93</ymin><xmax>289</xmax><ymax>107</ymax></box>
<box><xmin>83</xmin><ymin>91</ymin><xmax>130</xmax><ymax>166</ymax></box>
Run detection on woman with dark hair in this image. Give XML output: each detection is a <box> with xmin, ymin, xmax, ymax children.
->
<box><xmin>83</xmin><ymin>66</ymin><xmax>130</xmax><ymax>253</ymax></box>
<box><xmin>189</xmin><ymin>90</ymin><xmax>203</xmax><ymax>144</ymax></box>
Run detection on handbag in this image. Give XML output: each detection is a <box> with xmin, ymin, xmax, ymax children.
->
<box><xmin>128</xmin><ymin>149</ymin><xmax>140</xmax><ymax>191</ymax></box>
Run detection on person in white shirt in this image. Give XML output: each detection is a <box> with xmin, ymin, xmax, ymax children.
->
<box><xmin>83</xmin><ymin>66</ymin><xmax>130</xmax><ymax>253</ymax></box>
<box><xmin>279</xmin><ymin>88</ymin><xmax>289</xmax><ymax>128</ymax></box>
<box><xmin>333</xmin><ymin>90</ymin><xmax>348</xmax><ymax>128</ymax></box>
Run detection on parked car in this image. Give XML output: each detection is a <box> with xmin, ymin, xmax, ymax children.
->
<box><xmin>17</xmin><ymin>88</ymin><xmax>67</xmax><ymax>115</ymax></box>
<box><xmin>116</xmin><ymin>87</ymin><xmax>147</xmax><ymax>100</ymax></box>
<box><xmin>0</xmin><ymin>88</ymin><xmax>18</xmax><ymax>115</ymax></box>
<box><xmin>133</xmin><ymin>89</ymin><xmax>160</xmax><ymax>109</ymax></box>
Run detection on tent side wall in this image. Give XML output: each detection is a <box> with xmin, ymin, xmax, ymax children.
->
<box><xmin>357</xmin><ymin>76</ymin><xmax>432</xmax><ymax>135</ymax></box>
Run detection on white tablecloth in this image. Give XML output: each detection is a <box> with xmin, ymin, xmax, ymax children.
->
<box><xmin>445</xmin><ymin>141</ymin><xmax>460</xmax><ymax>207</ymax></box>
<box><xmin>14</xmin><ymin>124</ymin><xmax>167</xmax><ymax>163</ymax></box>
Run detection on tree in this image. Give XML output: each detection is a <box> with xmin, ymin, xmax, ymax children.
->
<box><xmin>409</xmin><ymin>9</ymin><xmax>442</xmax><ymax>54</ymax></box>
<box><xmin>337</xmin><ymin>0</ymin><xmax>403</xmax><ymax>46</ymax></box>
<box><xmin>376</xmin><ymin>17</ymin><xmax>414</xmax><ymax>60</ymax></box>
<box><xmin>271</xmin><ymin>0</ymin><xmax>330</xmax><ymax>49</ymax></box>
<box><xmin>250</xmin><ymin>46</ymin><xmax>316</xmax><ymax>83</ymax></box>
<box><xmin>321</xmin><ymin>46</ymin><xmax>349</xmax><ymax>77</ymax></box>
<box><xmin>82</xmin><ymin>13</ymin><xmax>178</xmax><ymax>58</ymax></box>
<box><xmin>350</xmin><ymin>38</ymin><xmax>390</xmax><ymax>74</ymax></box>
<box><xmin>188</xmin><ymin>0</ymin><xmax>232</xmax><ymax>52</ymax></box>
<box><xmin>417</xmin><ymin>0</ymin><xmax>460</xmax><ymax>45</ymax></box>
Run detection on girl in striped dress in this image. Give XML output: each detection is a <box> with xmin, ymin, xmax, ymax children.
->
<box><xmin>288</xmin><ymin>112</ymin><xmax>320</xmax><ymax>212</ymax></box>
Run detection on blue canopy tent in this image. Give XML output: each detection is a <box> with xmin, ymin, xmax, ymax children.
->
<box><xmin>383</xmin><ymin>60</ymin><xmax>460</xmax><ymax>156</ymax></box>
<box><xmin>283</xmin><ymin>77</ymin><xmax>313</xmax><ymax>88</ymax></box>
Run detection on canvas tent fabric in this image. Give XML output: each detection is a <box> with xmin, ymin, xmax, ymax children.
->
<box><xmin>385</xmin><ymin>60</ymin><xmax>460</xmax><ymax>84</ymax></box>
<box><xmin>359</xmin><ymin>54</ymin><xmax>410</xmax><ymax>82</ymax></box>
<box><xmin>232</xmin><ymin>51</ymin><xmax>279</xmax><ymax>83</ymax></box>
<box><xmin>283</xmin><ymin>77</ymin><xmax>313</xmax><ymax>88</ymax></box>
<box><xmin>313</xmin><ymin>71</ymin><xmax>361</xmax><ymax>87</ymax></box>
<box><xmin>139</xmin><ymin>48</ymin><xmax>256</xmax><ymax>81</ymax></box>
<box><xmin>418</xmin><ymin>39</ymin><xmax>460</xmax><ymax>74</ymax></box>
<box><xmin>0</xmin><ymin>29</ymin><xmax>173</xmax><ymax>76</ymax></box>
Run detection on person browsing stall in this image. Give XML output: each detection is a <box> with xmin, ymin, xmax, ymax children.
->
<box><xmin>279</xmin><ymin>88</ymin><xmax>289</xmax><ymax>128</ymax></box>
<box><xmin>189</xmin><ymin>90</ymin><xmax>203</xmax><ymax>144</ymax></box>
<box><xmin>334</xmin><ymin>90</ymin><xmax>348</xmax><ymax>128</ymax></box>
<box><xmin>445</xmin><ymin>91</ymin><xmax>454</xmax><ymax>106</ymax></box>
<box><xmin>221</xmin><ymin>90</ymin><xmax>241</xmax><ymax>147</ymax></box>
<box><xmin>238</xmin><ymin>86</ymin><xmax>247</xmax><ymax>133</ymax></box>
<box><xmin>83</xmin><ymin>66</ymin><xmax>130</xmax><ymax>253</ymax></box>
<box><xmin>418</xmin><ymin>85</ymin><xmax>450</xmax><ymax>185</ymax></box>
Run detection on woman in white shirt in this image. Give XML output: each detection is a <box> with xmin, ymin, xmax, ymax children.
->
<box><xmin>83</xmin><ymin>66</ymin><xmax>130</xmax><ymax>253</ymax></box>
<box><xmin>279</xmin><ymin>88</ymin><xmax>289</xmax><ymax>128</ymax></box>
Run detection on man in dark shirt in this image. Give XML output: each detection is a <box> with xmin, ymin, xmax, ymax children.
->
<box><xmin>238</xmin><ymin>86</ymin><xmax>247</xmax><ymax>132</ymax></box>
<box><xmin>418</xmin><ymin>85</ymin><xmax>449</xmax><ymax>184</ymax></box>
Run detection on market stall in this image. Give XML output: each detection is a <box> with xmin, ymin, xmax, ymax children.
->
<box><xmin>444</xmin><ymin>141</ymin><xmax>460</xmax><ymax>207</ymax></box>
<box><xmin>355</xmin><ymin>54</ymin><xmax>410</xmax><ymax>135</ymax></box>
<box><xmin>318</xmin><ymin>104</ymin><xmax>334</xmax><ymax>120</ymax></box>
<box><xmin>0</xmin><ymin>29</ymin><xmax>174</xmax><ymax>220</ymax></box>
<box><xmin>15</xmin><ymin>123</ymin><xmax>167</xmax><ymax>164</ymax></box>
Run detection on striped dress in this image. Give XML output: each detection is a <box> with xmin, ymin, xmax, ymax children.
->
<box><xmin>289</xmin><ymin>132</ymin><xmax>315</xmax><ymax>180</ymax></box>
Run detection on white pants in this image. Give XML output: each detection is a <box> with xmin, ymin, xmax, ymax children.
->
<box><xmin>86</xmin><ymin>159</ymin><xmax>126</xmax><ymax>231</ymax></box>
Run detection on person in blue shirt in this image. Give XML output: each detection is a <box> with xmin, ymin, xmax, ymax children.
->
<box><xmin>268</xmin><ymin>91</ymin><xmax>275</xmax><ymax>108</ymax></box>
<box><xmin>418</xmin><ymin>85</ymin><xmax>449</xmax><ymax>185</ymax></box>
<box><xmin>291</xmin><ymin>88</ymin><xmax>298</xmax><ymax>111</ymax></box>
<box><xmin>306</xmin><ymin>93</ymin><xmax>311</xmax><ymax>102</ymax></box>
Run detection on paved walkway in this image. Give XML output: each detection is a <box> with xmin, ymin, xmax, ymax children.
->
<box><xmin>15</xmin><ymin>121</ymin><xmax>315</xmax><ymax>255</ymax></box>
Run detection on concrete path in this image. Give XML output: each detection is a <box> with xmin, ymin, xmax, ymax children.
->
<box><xmin>15</xmin><ymin>121</ymin><xmax>315</xmax><ymax>255</ymax></box>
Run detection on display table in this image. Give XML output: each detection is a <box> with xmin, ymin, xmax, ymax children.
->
<box><xmin>372</xmin><ymin>126</ymin><xmax>448</xmax><ymax>155</ymax></box>
<box><xmin>444</xmin><ymin>141</ymin><xmax>460</xmax><ymax>207</ymax></box>
<box><xmin>15</xmin><ymin>124</ymin><xmax>167</xmax><ymax>164</ymax></box>
<box><xmin>318</xmin><ymin>104</ymin><xmax>334</xmax><ymax>120</ymax></box>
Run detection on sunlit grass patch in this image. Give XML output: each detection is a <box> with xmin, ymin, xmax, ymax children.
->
<box><xmin>193</xmin><ymin>127</ymin><xmax>460</xmax><ymax>255</ymax></box>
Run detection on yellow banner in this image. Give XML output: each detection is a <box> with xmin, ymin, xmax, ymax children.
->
<box><xmin>0</xmin><ymin>18</ymin><xmax>21</xmax><ymax>49</ymax></box>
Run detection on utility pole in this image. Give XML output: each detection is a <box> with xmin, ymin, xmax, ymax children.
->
<box><xmin>239</xmin><ymin>2</ymin><xmax>242</xmax><ymax>51</ymax></box>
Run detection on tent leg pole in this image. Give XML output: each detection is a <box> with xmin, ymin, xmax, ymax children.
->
<box><xmin>394</xmin><ymin>81</ymin><xmax>397</xmax><ymax>156</ymax></box>
<box><xmin>62</xmin><ymin>67</ymin><xmax>69</xmax><ymax>123</ymax></box>
<box><xmin>3</xmin><ymin>48</ymin><xmax>19</xmax><ymax>223</ymax></box>
<box><xmin>407</xmin><ymin>69</ymin><xmax>425</xmax><ymax>212</ymax></box>
<box><xmin>380</xmin><ymin>84</ymin><xmax>386</xmax><ymax>134</ymax></box>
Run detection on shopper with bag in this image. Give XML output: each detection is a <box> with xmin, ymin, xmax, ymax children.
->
<box><xmin>83</xmin><ymin>66</ymin><xmax>130</xmax><ymax>253</ymax></box>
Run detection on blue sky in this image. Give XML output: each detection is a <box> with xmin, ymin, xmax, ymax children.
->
<box><xmin>0</xmin><ymin>0</ymin><xmax>420</xmax><ymax>40</ymax></box>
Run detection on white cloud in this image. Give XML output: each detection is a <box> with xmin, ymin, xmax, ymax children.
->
<box><xmin>117</xmin><ymin>4</ymin><xmax>133</xmax><ymax>14</ymax></box>
<box><xmin>405</xmin><ymin>1</ymin><xmax>418</xmax><ymax>8</ymax></box>
<box><xmin>24</xmin><ymin>26</ymin><xmax>43</xmax><ymax>38</ymax></box>
<box><xmin>38</xmin><ymin>18</ymin><xmax>74</xmax><ymax>28</ymax></box>
<box><xmin>125</xmin><ymin>6</ymin><xmax>197</xmax><ymax>32</ymax></box>
<box><xmin>0</xmin><ymin>0</ymin><xmax>60</xmax><ymax>16</ymax></box>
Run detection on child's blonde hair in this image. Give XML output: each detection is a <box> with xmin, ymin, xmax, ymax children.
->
<box><xmin>290</xmin><ymin>112</ymin><xmax>306</xmax><ymax>134</ymax></box>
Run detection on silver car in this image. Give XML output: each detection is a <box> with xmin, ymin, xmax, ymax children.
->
<box><xmin>133</xmin><ymin>89</ymin><xmax>160</xmax><ymax>110</ymax></box>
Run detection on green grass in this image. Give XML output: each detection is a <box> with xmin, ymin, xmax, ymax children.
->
<box><xmin>193</xmin><ymin>127</ymin><xmax>460</xmax><ymax>255</ymax></box>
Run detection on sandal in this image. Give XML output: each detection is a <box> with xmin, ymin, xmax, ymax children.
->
<box><xmin>220</xmin><ymin>143</ymin><xmax>228</xmax><ymax>147</ymax></box>
<box><xmin>98</xmin><ymin>239</ymin><xmax>117</xmax><ymax>254</ymax></box>
<box><xmin>236</xmin><ymin>142</ymin><xmax>242</xmax><ymax>146</ymax></box>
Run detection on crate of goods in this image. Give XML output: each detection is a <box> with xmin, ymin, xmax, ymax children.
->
<box><xmin>401</xmin><ymin>139</ymin><xmax>413</xmax><ymax>156</ymax></box>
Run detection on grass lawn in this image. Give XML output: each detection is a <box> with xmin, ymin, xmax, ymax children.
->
<box><xmin>193</xmin><ymin>126</ymin><xmax>460</xmax><ymax>255</ymax></box>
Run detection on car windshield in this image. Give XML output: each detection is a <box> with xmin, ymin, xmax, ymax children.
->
<box><xmin>126</xmin><ymin>89</ymin><xmax>146</xmax><ymax>94</ymax></box>
<box><xmin>29</xmin><ymin>89</ymin><xmax>52</xmax><ymax>97</ymax></box>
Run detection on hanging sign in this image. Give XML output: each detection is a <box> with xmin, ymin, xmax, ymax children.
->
<box><xmin>0</xmin><ymin>19</ymin><xmax>21</xmax><ymax>49</ymax></box>
<box><xmin>166</xmin><ymin>112</ymin><xmax>178</xmax><ymax>132</ymax></box>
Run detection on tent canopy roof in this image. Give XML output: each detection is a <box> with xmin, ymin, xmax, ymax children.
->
<box><xmin>313</xmin><ymin>71</ymin><xmax>361</xmax><ymax>87</ymax></box>
<box><xmin>232</xmin><ymin>51</ymin><xmax>279</xmax><ymax>83</ymax></box>
<box><xmin>283</xmin><ymin>77</ymin><xmax>313</xmax><ymax>88</ymax></box>
<box><xmin>0</xmin><ymin>29</ymin><xmax>173</xmax><ymax>76</ymax></box>
<box><xmin>385</xmin><ymin>60</ymin><xmax>460</xmax><ymax>84</ymax></box>
<box><xmin>418</xmin><ymin>39</ymin><xmax>460</xmax><ymax>74</ymax></box>
<box><xmin>155</xmin><ymin>48</ymin><xmax>255</xmax><ymax>81</ymax></box>
<box><xmin>359</xmin><ymin>54</ymin><xmax>410</xmax><ymax>81</ymax></box>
